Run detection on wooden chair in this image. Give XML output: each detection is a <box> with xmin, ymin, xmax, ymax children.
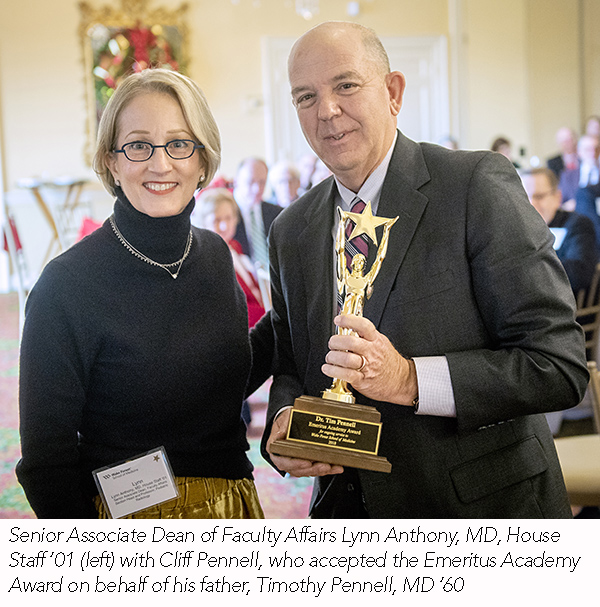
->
<box><xmin>575</xmin><ymin>262</ymin><xmax>600</xmax><ymax>362</ymax></box>
<box><xmin>545</xmin><ymin>265</ymin><xmax>600</xmax><ymax>435</ymax></box>
<box><xmin>554</xmin><ymin>360</ymin><xmax>600</xmax><ymax>506</ymax></box>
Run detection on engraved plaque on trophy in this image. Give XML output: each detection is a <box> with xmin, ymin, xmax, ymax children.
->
<box><xmin>270</xmin><ymin>203</ymin><xmax>398</xmax><ymax>473</ymax></box>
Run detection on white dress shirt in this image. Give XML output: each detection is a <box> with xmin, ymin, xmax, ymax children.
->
<box><xmin>579</xmin><ymin>162</ymin><xmax>600</xmax><ymax>188</ymax></box>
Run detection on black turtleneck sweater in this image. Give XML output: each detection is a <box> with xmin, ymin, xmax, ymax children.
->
<box><xmin>17</xmin><ymin>193</ymin><xmax>253</xmax><ymax>518</ymax></box>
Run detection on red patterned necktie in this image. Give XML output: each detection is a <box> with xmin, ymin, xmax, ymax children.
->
<box><xmin>344</xmin><ymin>197</ymin><xmax>369</xmax><ymax>267</ymax></box>
<box><xmin>338</xmin><ymin>197</ymin><xmax>369</xmax><ymax>311</ymax></box>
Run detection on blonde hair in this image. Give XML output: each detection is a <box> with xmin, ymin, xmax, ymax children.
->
<box><xmin>93</xmin><ymin>68</ymin><xmax>221</xmax><ymax>195</ymax></box>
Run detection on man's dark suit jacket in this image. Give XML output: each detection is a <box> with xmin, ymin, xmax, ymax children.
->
<box><xmin>260</xmin><ymin>131</ymin><xmax>588</xmax><ymax>518</ymax></box>
<box><xmin>559</xmin><ymin>167</ymin><xmax>581</xmax><ymax>203</ymax></box>
<box><xmin>234</xmin><ymin>200</ymin><xmax>282</xmax><ymax>262</ymax></box>
<box><xmin>547</xmin><ymin>154</ymin><xmax>565</xmax><ymax>178</ymax></box>
<box><xmin>575</xmin><ymin>183</ymin><xmax>600</xmax><ymax>249</ymax></box>
<box><xmin>549</xmin><ymin>209</ymin><xmax>598</xmax><ymax>294</ymax></box>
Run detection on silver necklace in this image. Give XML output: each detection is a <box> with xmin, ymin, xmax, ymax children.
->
<box><xmin>109</xmin><ymin>214</ymin><xmax>193</xmax><ymax>279</ymax></box>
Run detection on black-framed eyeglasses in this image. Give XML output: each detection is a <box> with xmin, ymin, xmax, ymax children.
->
<box><xmin>113</xmin><ymin>139</ymin><xmax>205</xmax><ymax>162</ymax></box>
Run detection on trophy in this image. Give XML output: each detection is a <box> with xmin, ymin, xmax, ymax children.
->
<box><xmin>270</xmin><ymin>202</ymin><xmax>398</xmax><ymax>473</ymax></box>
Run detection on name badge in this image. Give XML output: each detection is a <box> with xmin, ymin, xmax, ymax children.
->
<box><xmin>93</xmin><ymin>447</ymin><xmax>178</xmax><ymax>519</ymax></box>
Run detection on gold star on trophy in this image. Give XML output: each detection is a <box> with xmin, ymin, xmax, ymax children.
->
<box><xmin>345</xmin><ymin>201</ymin><xmax>390</xmax><ymax>245</ymax></box>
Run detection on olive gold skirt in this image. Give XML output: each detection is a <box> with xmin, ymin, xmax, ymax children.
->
<box><xmin>95</xmin><ymin>477</ymin><xmax>264</xmax><ymax>519</ymax></box>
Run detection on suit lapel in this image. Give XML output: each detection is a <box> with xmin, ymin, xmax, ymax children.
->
<box><xmin>364</xmin><ymin>133</ymin><xmax>431</xmax><ymax>329</ymax></box>
<box><xmin>299</xmin><ymin>179</ymin><xmax>337</xmax><ymax>355</ymax></box>
<box><xmin>234</xmin><ymin>217</ymin><xmax>251</xmax><ymax>257</ymax></box>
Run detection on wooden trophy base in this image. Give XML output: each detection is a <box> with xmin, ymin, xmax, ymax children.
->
<box><xmin>270</xmin><ymin>395</ymin><xmax>392</xmax><ymax>473</ymax></box>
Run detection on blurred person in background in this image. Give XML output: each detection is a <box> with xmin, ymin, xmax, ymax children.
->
<box><xmin>584</xmin><ymin>115</ymin><xmax>600</xmax><ymax>138</ymax></box>
<box><xmin>560</xmin><ymin>134</ymin><xmax>600</xmax><ymax>210</ymax></box>
<box><xmin>310</xmin><ymin>158</ymin><xmax>333</xmax><ymax>186</ymax></box>
<box><xmin>491</xmin><ymin>135</ymin><xmax>520</xmax><ymax>169</ymax></box>
<box><xmin>268</xmin><ymin>160</ymin><xmax>301</xmax><ymax>208</ymax></box>
<box><xmin>522</xmin><ymin>167</ymin><xmax>597</xmax><ymax>295</ymax></box>
<box><xmin>547</xmin><ymin>127</ymin><xmax>579</xmax><ymax>179</ymax></box>
<box><xmin>437</xmin><ymin>134</ymin><xmax>459</xmax><ymax>150</ymax></box>
<box><xmin>232</xmin><ymin>157</ymin><xmax>282</xmax><ymax>272</ymax></box>
<box><xmin>193</xmin><ymin>187</ymin><xmax>266</xmax><ymax>328</ymax></box>
<box><xmin>297</xmin><ymin>152</ymin><xmax>318</xmax><ymax>195</ymax></box>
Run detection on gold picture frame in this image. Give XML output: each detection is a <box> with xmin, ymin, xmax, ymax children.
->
<box><xmin>79</xmin><ymin>0</ymin><xmax>190</xmax><ymax>164</ymax></box>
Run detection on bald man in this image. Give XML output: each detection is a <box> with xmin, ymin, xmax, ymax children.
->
<box><xmin>258</xmin><ymin>21</ymin><xmax>587</xmax><ymax>518</ymax></box>
<box><xmin>233</xmin><ymin>157</ymin><xmax>282</xmax><ymax>271</ymax></box>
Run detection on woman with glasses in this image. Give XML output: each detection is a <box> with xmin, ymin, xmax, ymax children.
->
<box><xmin>16</xmin><ymin>68</ymin><xmax>265</xmax><ymax>519</ymax></box>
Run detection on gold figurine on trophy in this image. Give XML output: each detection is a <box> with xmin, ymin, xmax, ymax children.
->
<box><xmin>323</xmin><ymin>203</ymin><xmax>398</xmax><ymax>404</ymax></box>
<box><xmin>270</xmin><ymin>202</ymin><xmax>399</xmax><ymax>472</ymax></box>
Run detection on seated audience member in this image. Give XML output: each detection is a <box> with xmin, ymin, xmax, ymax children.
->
<box><xmin>560</xmin><ymin>134</ymin><xmax>600</xmax><ymax>206</ymax></box>
<box><xmin>437</xmin><ymin>135</ymin><xmax>459</xmax><ymax>150</ymax></box>
<box><xmin>268</xmin><ymin>160</ymin><xmax>301</xmax><ymax>208</ymax></box>
<box><xmin>577</xmin><ymin>134</ymin><xmax>600</xmax><ymax>188</ymax></box>
<box><xmin>547</xmin><ymin>127</ymin><xmax>579</xmax><ymax>179</ymax></box>
<box><xmin>232</xmin><ymin>157</ymin><xmax>282</xmax><ymax>271</ymax></box>
<box><xmin>584</xmin><ymin>115</ymin><xmax>600</xmax><ymax>138</ymax></box>
<box><xmin>296</xmin><ymin>153</ymin><xmax>318</xmax><ymax>195</ymax></box>
<box><xmin>193</xmin><ymin>187</ymin><xmax>266</xmax><ymax>328</ymax></box>
<box><xmin>522</xmin><ymin>168</ymin><xmax>598</xmax><ymax>295</ymax></box>
<box><xmin>491</xmin><ymin>136</ymin><xmax>520</xmax><ymax>169</ymax></box>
